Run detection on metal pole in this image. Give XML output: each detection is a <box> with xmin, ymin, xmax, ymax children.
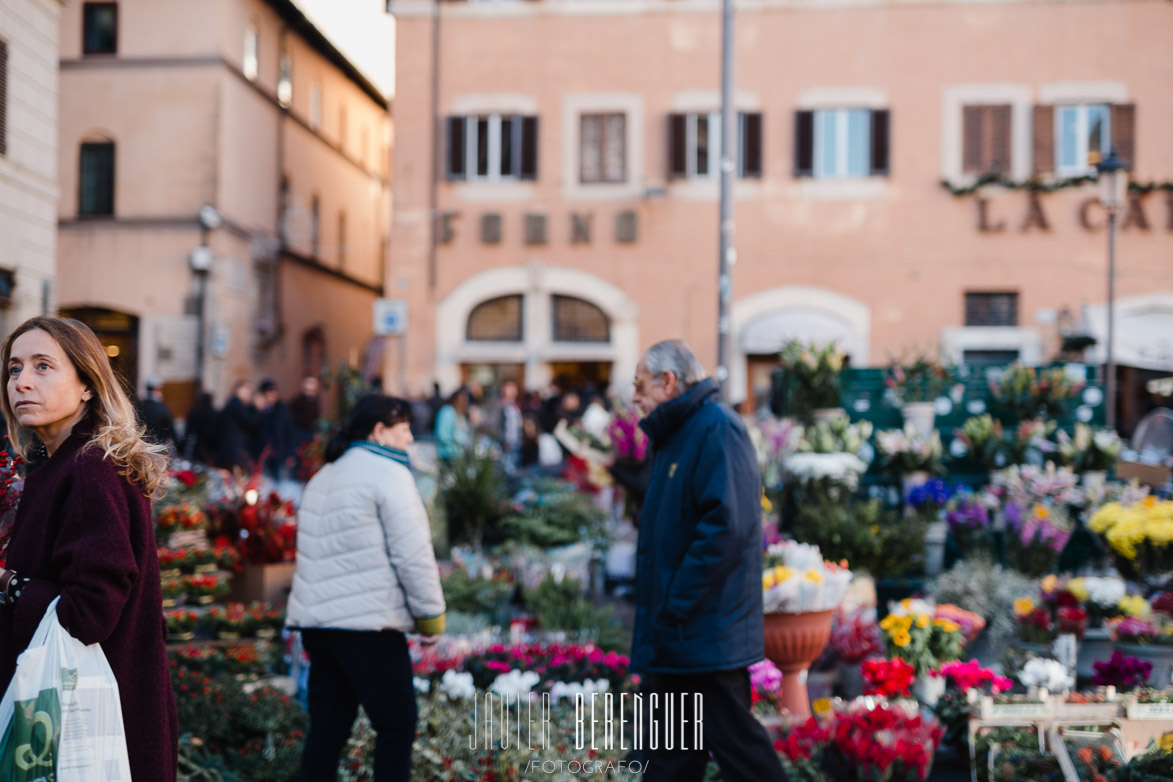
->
<box><xmin>427</xmin><ymin>0</ymin><xmax>442</xmax><ymax>292</ymax></box>
<box><xmin>1106</xmin><ymin>210</ymin><xmax>1117</xmax><ymax>431</ymax></box>
<box><xmin>716</xmin><ymin>0</ymin><xmax>735</xmax><ymax>399</ymax></box>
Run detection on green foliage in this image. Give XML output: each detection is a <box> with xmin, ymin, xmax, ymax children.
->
<box><xmin>524</xmin><ymin>574</ymin><xmax>628</xmax><ymax>652</ymax></box>
<box><xmin>440</xmin><ymin>569</ymin><xmax>515</xmax><ymax>619</ymax></box>
<box><xmin>499</xmin><ymin>484</ymin><xmax>608</xmax><ymax>550</ymax></box>
<box><xmin>438</xmin><ymin>444</ymin><xmax>510</xmax><ymax>548</ymax></box>
<box><xmin>887</xmin><ymin>351</ymin><xmax>954</xmax><ymax>404</ymax></box>
<box><xmin>320</xmin><ymin>360</ymin><xmax>368</xmax><ymax>427</ymax></box>
<box><xmin>973</xmin><ymin>727</ymin><xmax>1039</xmax><ymax>782</ymax></box>
<box><xmin>777</xmin><ymin>341</ymin><xmax>846</xmax><ymax>423</ymax></box>
<box><xmin>1113</xmin><ymin>748</ymin><xmax>1173</xmax><ymax>782</ymax></box>
<box><xmin>792</xmin><ymin>498</ymin><xmax>926</xmax><ymax>578</ymax></box>
<box><xmin>990</xmin><ymin>363</ymin><xmax>1085</xmax><ymax>421</ymax></box>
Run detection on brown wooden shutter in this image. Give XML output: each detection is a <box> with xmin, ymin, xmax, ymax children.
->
<box><xmin>1032</xmin><ymin>105</ymin><xmax>1054</xmax><ymax>176</ymax></box>
<box><xmin>667</xmin><ymin>113</ymin><xmax>686</xmax><ymax>178</ymax></box>
<box><xmin>1111</xmin><ymin>103</ymin><xmax>1136</xmax><ymax>169</ymax></box>
<box><xmin>990</xmin><ymin>104</ymin><xmax>1011</xmax><ymax>173</ymax></box>
<box><xmin>962</xmin><ymin>106</ymin><xmax>983</xmax><ymax>174</ymax></box>
<box><xmin>794</xmin><ymin>110</ymin><xmax>813</xmax><ymax>177</ymax></box>
<box><xmin>742</xmin><ymin>112</ymin><xmax>762</xmax><ymax>178</ymax></box>
<box><xmin>0</xmin><ymin>38</ymin><xmax>7</xmax><ymax>157</ymax></box>
<box><xmin>519</xmin><ymin>116</ymin><xmax>538</xmax><ymax>180</ymax></box>
<box><xmin>870</xmin><ymin>109</ymin><xmax>890</xmax><ymax>175</ymax></box>
<box><xmin>445</xmin><ymin>116</ymin><xmax>465</xmax><ymax>179</ymax></box>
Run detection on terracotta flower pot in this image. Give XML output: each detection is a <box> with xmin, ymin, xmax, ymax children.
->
<box><xmin>763</xmin><ymin>609</ymin><xmax>834</xmax><ymax>718</ymax></box>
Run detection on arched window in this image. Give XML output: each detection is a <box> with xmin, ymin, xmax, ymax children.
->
<box><xmin>552</xmin><ymin>295</ymin><xmax>609</xmax><ymax>343</ymax></box>
<box><xmin>467</xmin><ymin>295</ymin><xmax>523</xmax><ymax>342</ymax></box>
<box><xmin>79</xmin><ymin>138</ymin><xmax>115</xmax><ymax>216</ymax></box>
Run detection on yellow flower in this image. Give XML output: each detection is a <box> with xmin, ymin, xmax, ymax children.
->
<box><xmin>804</xmin><ymin>570</ymin><xmax>824</xmax><ymax>583</ymax></box>
<box><xmin>891</xmin><ymin>631</ymin><xmax>912</xmax><ymax>648</ymax></box>
<box><xmin>1067</xmin><ymin>577</ymin><xmax>1089</xmax><ymax>603</ymax></box>
<box><xmin>774</xmin><ymin>566</ymin><xmax>794</xmax><ymax>583</ymax></box>
<box><xmin>762</xmin><ymin>573</ymin><xmax>775</xmax><ymax>590</ymax></box>
<box><xmin>1034</xmin><ymin>504</ymin><xmax>1050</xmax><ymax>520</ymax></box>
<box><xmin>1118</xmin><ymin>595</ymin><xmax>1151</xmax><ymax>618</ymax></box>
<box><xmin>812</xmin><ymin>698</ymin><xmax>834</xmax><ymax>718</ymax></box>
<box><xmin>1013</xmin><ymin>598</ymin><xmax>1035</xmax><ymax>617</ymax></box>
<box><xmin>915</xmin><ymin>615</ymin><xmax>930</xmax><ymax>629</ymax></box>
<box><xmin>761</xmin><ymin>491</ymin><xmax>773</xmax><ymax>513</ymax></box>
<box><xmin>933</xmin><ymin>618</ymin><xmax>961</xmax><ymax>634</ymax></box>
<box><xmin>1041</xmin><ymin>574</ymin><xmax>1059</xmax><ymax>594</ymax></box>
<box><xmin>1142</xmin><ymin>495</ymin><xmax>1157</xmax><ymax>509</ymax></box>
<box><xmin>880</xmin><ymin>615</ymin><xmax>898</xmax><ymax>631</ymax></box>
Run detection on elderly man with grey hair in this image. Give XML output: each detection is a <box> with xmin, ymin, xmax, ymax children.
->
<box><xmin>630</xmin><ymin>340</ymin><xmax>787</xmax><ymax>781</ymax></box>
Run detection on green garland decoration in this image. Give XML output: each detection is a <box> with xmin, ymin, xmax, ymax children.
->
<box><xmin>941</xmin><ymin>174</ymin><xmax>1173</xmax><ymax>197</ymax></box>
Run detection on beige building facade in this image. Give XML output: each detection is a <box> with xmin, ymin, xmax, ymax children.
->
<box><xmin>57</xmin><ymin>0</ymin><xmax>391</xmax><ymax>413</ymax></box>
<box><xmin>0</xmin><ymin>0</ymin><xmax>64</xmax><ymax>334</ymax></box>
<box><xmin>388</xmin><ymin>0</ymin><xmax>1173</xmax><ymax>427</ymax></box>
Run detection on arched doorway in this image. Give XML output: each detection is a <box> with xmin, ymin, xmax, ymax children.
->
<box><xmin>60</xmin><ymin>306</ymin><xmax>140</xmax><ymax>395</ymax></box>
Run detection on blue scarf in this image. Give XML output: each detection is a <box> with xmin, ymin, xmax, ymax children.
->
<box><xmin>348</xmin><ymin>441</ymin><xmax>411</xmax><ymax>470</ymax></box>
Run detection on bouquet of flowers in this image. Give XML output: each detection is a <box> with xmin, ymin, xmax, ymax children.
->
<box><xmin>1018</xmin><ymin>657</ymin><xmax>1075</xmax><ymax>693</ymax></box>
<box><xmin>1108</xmin><ymin>615</ymin><xmax>1173</xmax><ymax>646</ymax></box>
<box><xmin>996</xmin><ymin>463</ymin><xmax>1084</xmax><ymax>509</ymax></box>
<box><xmin>1092</xmin><ymin>651</ymin><xmax>1152</xmax><ymax>690</ymax></box>
<box><xmin>829</xmin><ymin>607</ymin><xmax>883</xmax><ymax>665</ymax></box>
<box><xmin>784</xmin><ymin>417</ymin><xmax>874</xmax><ymax>491</ymax></box>
<box><xmin>1013</xmin><ymin>597</ymin><xmax>1055</xmax><ymax>644</ymax></box>
<box><xmin>1004</xmin><ymin>503</ymin><xmax>1073</xmax><ymax>577</ymax></box>
<box><xmin>778</xmin><ymin>340</ymin><xmax>846</xmax><ymax>421</ymax></box>
<box><xmin>0</xmin><ymin>443</ymin><xmax>24</xmax><ymax>569</ymax></box>
<box><xmin>874</xmin><ymin>425</ymin><xmax>944</xmax><ymax>476</ymax></box>
<box><xmin>905</xmin><ymin>479</ymin><xmax>952</xmax><ymax>521</ymax></box>
<box><xmin>1066</xmin><ymin>575</ymin><xmax>1128</xmax><ymax>627</ymax></box>
<box><xmin>990</xmin><ymin>363</ymin><xmax>1085</xmax><ymax>420</ymax></box>
<box><xmin>954</xmin><ymin>415</ymin><xmax>1005</xmax><ymax>469</ymax></box>
<box><xmin>1055</xmin><ymin>423</ymin><xmax>1123</xmax><ymax>473</ymax></box>
<box><xmin>762</xmin><ymin>541</ymin><xmax>853</xmax><ymax>614</ymax></box>
<box><xmin>1088</xmin><ymin>496</ymin><xmax>1173</xmax><ymax>582</ymax></box>
<box><xmin>886</xmin><ymin>353</ymin><xmax>954</xmax><ymax>405</ymax></box>
<box><xmin>165</xmin><ymin>609</ymin><xmax>200</xmax><ymax>641</ymax></box>
<box><xmin>605</xmin><ymin>402</ymin><xmax>648</xmax><ymax>465</ymax></box>
<box><xmin>1003</xmin><ymin>418</ymin><xmax>1059</xmax><ymax>466</ymax></box>
<box><xmin>930</xmin><ymin>660</ymin><xmax>1013</xmax><ymax>750</ymax></box>
<box><xmin>862</xmin><ymin>657</ymin><xmax>916</xmax><ymax>699</ymax></box>
<box><xmin>945</xmin><ymin>490</ymin><xmax>994</xmax><ymax>556</ymax></box>
<box><xmin>880</xmin><ymin>600</ymin><xmax>965</xmax><ymax>676</ymax></box>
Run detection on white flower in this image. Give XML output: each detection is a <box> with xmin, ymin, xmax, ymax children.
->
<box><xmin>784</xmin><ymin>452</ymin><xmax>867</xmax><ymax>486</ymax></box>
<box><xmin>413</xmin><ymin>676</ymin><xmax>431</xmax><ymax>695</ymax></box>
<box><xmin>1084</xmin><ymin>576</ymin><xmax>1127</xmax><ymax>608</ymax></box>
<box><xmin>490</xmin><ymin>669</ymin><xmax>541</xmax><ymax>699</ymax></box>
<box><xmin>549</xmin><ymin>678</ymin><xmax>611</xmax><ymax>706</ymax></box>
<box><xmin>439</xmin><ymin>670</ymin><xmax>476</xmax><ymax>701</ymax></box>
<box><xmin>1018</xmin><ymin>657</ymin><xmax>1074</xmax><ymax>693</ymax></box>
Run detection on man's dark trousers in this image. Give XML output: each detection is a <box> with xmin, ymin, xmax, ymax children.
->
<box><xmin>640</xmin><ymin>668</ymin><xmax>788</xmax><ymax>782</ymax></box>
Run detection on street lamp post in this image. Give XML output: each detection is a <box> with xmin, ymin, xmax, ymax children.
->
<box><xmin>1096</xmin><ymin>148</ymin><xmax>1128</xmax><ymax>431</ymax></box>
<box><xmin>716</xmin><ymin>0</ymin><xmax>735</xmax><ymax>399</ymax></box>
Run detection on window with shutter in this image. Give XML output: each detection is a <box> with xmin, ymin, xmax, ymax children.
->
<box><xmin>962</xmin><ymin>104</ymin><xmax>1013</xmax><ymax>175</ymax></box>
<box><xmin>446</xmin><ymin>116</ymin><xmax>465</xmax><ymax>178</ymax></box>
<box><xmin>1110</xmin><ymin>103</ymin><xmax>1136</xmax><ymax>169</ymax></box>
<box><xmin>965</xmin><ymin>292</ymin><xmax>1019</xmax><ymax>327</ymax></box>
<box><xmin>78</xmin><ymin>141</ymin><xmax>116</xmax><ymax>216</ymax></box>
<box><xmin>520</xmin><ymin>116</ymin><xmax>538</xmax><ymax>180</ymax></box>
<box><xmin>0</xmin><ymin>38</ymin><xmax>7</xmax><ymax>158</ymax></box>
<box><xmin>669</xmin><ymin>111</ymin><xmax>759</xmax><ymax>180</ymax></box>
<box><xmin>83</xmin><ymin>3</ymin><xmax>118</xmax><ymax>55</ymax></box>
<box><xmin>1054</xmin><ymin>103</ymin><xmax>1110</xmax><ymax>176</ymax></box>
<box><xmin>803</xmin><ymin>108</ymin><xmax>886</xmax><ymax>179</ymax></box>
<box><xmin>580</xmin><ymin>113</ymin><xmax>626</xmax><ymax>184</ymax></box>
<box><xmin>446</xmin><ymin>115</ymin><xmax>538</xmax><ymax>181</ymax></box>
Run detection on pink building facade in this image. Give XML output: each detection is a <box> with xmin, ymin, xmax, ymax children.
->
<box><xmin>388</xmin><ymin>0</ymin><xmax>1172</xmax><ymax>425</ymax></box>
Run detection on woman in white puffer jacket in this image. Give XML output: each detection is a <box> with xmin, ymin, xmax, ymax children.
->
<box><xmin>287</xmin><ymin>394</ymin><xmax>445</xmax><ymax>782</ymax></box>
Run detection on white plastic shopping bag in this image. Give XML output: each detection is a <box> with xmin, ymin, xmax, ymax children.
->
<box><xmin>0</xmin><ymin>597</ymin><xmax>132</xmax><ymax>782</ymax></box>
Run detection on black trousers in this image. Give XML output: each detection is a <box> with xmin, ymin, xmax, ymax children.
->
<box><xmin>640</xmin><ymin>668</ymin><xmax>789</xmax><ymax>782</ymax></box>
<box><xmin>300</xmin><ymin>628</ymin><xmax>417</xmax><ymax>782</ymax></box>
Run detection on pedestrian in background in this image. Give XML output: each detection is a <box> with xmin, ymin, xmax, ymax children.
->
<box><xmin>629</xmin><ymin>339</ymin><xmax>787</xmax><ymax>782</ymax></box>
<box><xmin>182</xmin><ymin>389</ymin><xmax>218</xmax><ymax>464</ymax></box>
<box><xmin>0</xmin><ymin>316</ymin><xmax>178</xmax><ymax>781</ymax></box>
<box><xmin>254</xmin><ymin>378</ymin><xmax>296</xmax><ymax>480</ymax></box>
<box><xmin>134</xmin><ymin>375</ymin><xmax>177</xmax><ymax>449</ymax></box>
<box><xmin>434</xmin><ymin>386</ymin><xmax>472</xmax><ymax>463</ymax></box>
<box><xmin>216</xmin><ymin>379</ymin><xmax>263</xmax><ymax>470</ymax></box>
<box><xmin>286</xmin><ymin>394</ymin><xmax>445</xmax><ymax>782</ymax></box>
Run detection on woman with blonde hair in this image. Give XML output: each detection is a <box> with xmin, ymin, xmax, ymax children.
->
<box><xmin>0</xmin><ymin>316</ymin><xmax>177</xmax><ymax>781</ymax></box>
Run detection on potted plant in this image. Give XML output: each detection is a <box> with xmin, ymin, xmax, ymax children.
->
<box><xmin>1056</xmin><ymin>423</ymin><xmax>1123</xmax><ymax>490</ymax></box>
<box><xmin>157</xmin><ymin>547</ymin><xmax>191</xmax><ymax>579</ymax></box>
<box><xmin>930</xmin><ymin>660</ymin><xmax>1013</xmax><ymax>756</ymax></box>
<box><xmin>184</xmin><ymin>573</ymin><xmax>230</xmax><ymax>606</ymax></box>
<box><xmin>886</xmin><ymin>352</ymin><xmax>954</xmax><ymax>437</ymax></box>
<box><xmin>879</xmin><ymin>600</ymin><xmax>966</xmax><ymax>705</ymax></box>
<box><xmin>778</xmin><ymin>340</ymin><xmax>847</xmax><ymax>424</ymax></box>
<box><xmin>990</xmin><ymin>363</ymin><xmax>1086</xmax><ymax>421</ymax></box>
<box><xmin>874</xmin><ymin>425</ymin><xmax>944</xmax><ymax>489</ymax></box>
<box><xmin>1088</xmin><ymin>497</ymin><xmax>1173</xmax><ymax>585</ymax></box>
<box><xmin>165</xmin><ymin>608</ymin><xmax>200</xmax><ymax>642</ymax></box>
<box><xmin>829</xmin><ymin>606</ymin><xmax>883</xmax><ymax>698</ymax></box>
<box><xmin>1108</xmin><ymin>613</ymin><xmax>1173</xmax><ymax>689</ymax></box>
<box><xmin>954</xmin><ymin>414</ymin><xmax>1006</xmax><ymax>473</ymax></box>
<box><xmin>189</xmin><ymin>546</ymin><xmax>220</xmax><ymax>575</ymax></box>
<box><xmin>1067</xmin><ymin>575</ymin><xmax>1127</xmax><ymax>679</ymax></box>
<box><xmin>944</xmin><ymin>490</ymin><xmax>994</xmax><ymax>558</ymax></box>
<box><xmin>248</xmin><ymin>602</ymin><xmax>285</xmax><ymax>640</ymax></box>
<box><xmin>161</xmin><ymin>575</ymin><xmax>186</xmax><ymax>608</ymax></box>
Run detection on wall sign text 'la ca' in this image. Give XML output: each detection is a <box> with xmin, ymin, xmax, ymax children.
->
<box><xmin>978</xmin><ymin>191</ymin><xmax>1171</xmax><ymax>233</ymax></box>
<box><xmin>436</xmin><ymin>211</ymin><xmax>639</xmax><ymax>246</ymax></box>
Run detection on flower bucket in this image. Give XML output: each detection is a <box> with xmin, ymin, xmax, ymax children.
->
<box><xmin>763</xmin><ymin>609</ymin><xmax>834</xmax><ymax>718</ymax></box>
<box><xmin>913</xmin><ymin>673</ymin><xmax>946</xmax><ymax>707</ymax></box>
<box><xmin>1076</xmin><ymin>627</ymin><xmax>1113</xmax><ymax>681</ymax></box>
<box><xmin>901</xmin><ymin>402</ymin><xmax>937</xmax><ymax>438</ymax></box>
<box><xmin>1115</xmin><ymin>643</ymin><xmax>1173</xmax><ymax>689</ymax></box>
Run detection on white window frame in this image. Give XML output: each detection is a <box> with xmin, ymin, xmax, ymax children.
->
<box><xmin>1055</xmin><ymin>103</ymin><xmax>1110</xmax><ymax>177</ymax></box>
<box><xmin>813</xmin><ymin>108</ymin><xmax>870</xmax><ymax>180</ymax></box>
<box><xmin>243</xmin><ymin>25</ymin><xmax>259</xmax><ymax>82</ymax></box>
<box><xmin>684</xmin><ymin>112</ymin><xmax>721</xmax><ymax>180</ymax></box>
<box><xmin>464</xmin><ymin>114</ymin><xmax>522</xmax><ymax>182</ymax></box>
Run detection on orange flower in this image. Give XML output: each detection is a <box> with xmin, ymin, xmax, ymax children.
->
<box><xmin>1077</xmin><ymin>747</ymin><xmax>1093</xmax><ymax>764</ymax></box>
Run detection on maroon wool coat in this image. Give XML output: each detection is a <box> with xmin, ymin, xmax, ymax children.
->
<box><xmin>0</xmin><ymin>428</ymin><xmax>178</xmax><ymax>781</ymax></box>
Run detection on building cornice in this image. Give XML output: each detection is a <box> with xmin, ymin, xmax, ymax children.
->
<box><xmin>280</xmin><ymin>247</ymin><xmax>385</xmax><ymax>295</ymax></box>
